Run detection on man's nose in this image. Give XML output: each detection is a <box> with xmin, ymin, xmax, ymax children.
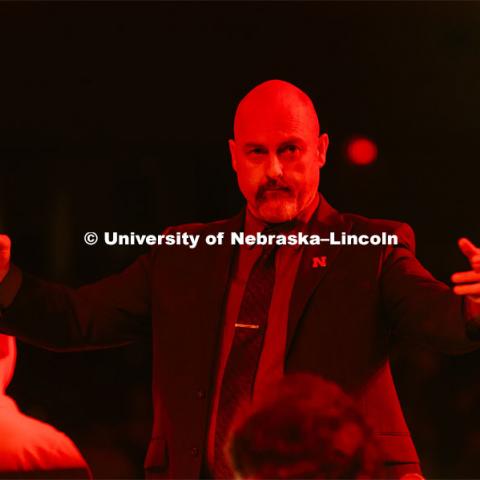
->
<box><xmin>265</xmin><ymin>154</ymin><xmax>283</xmax><ymax>178</ymax></box>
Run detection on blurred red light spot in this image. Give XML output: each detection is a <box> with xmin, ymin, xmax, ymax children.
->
<box><xmin>346</xmin><ymin>137</ymin><xmax>378</xmax><ymax>165</ymax></box>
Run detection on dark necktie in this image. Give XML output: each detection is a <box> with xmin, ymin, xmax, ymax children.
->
<box><xmin>212</xmin><ymin>241</ymin><xmax>278</xmax><ymax>479</ymax></box>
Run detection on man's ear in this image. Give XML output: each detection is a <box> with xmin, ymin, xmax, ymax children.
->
<box><xmin>317</xmin><ymin>133</ymin><xmax>329</xmax><ymax>168</ymax></box>
<box><xmin>229</xmin><ymin>139</ymin><xmax>238</xmax><ymax>172</ymax></box>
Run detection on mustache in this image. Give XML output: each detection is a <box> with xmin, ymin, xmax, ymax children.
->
<box><xmin>256</xmin><ymin>180</ymin><xmax>293</xmax><ymax>201</ymax></box>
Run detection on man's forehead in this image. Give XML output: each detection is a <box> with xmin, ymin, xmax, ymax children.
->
<box><xmin>235</xmin><ymin>109</ymin><xmax>317</xmax><ymax>145</ymax></box>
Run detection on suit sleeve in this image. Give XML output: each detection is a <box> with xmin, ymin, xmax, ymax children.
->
<box><xmin>0</xmin><ymin>248</ymin><xmax>156</xmax><ymax>351</ymax></box>
<box><xmin>380</xmin><ymin>223</ymin><xmax>480</xmax><ymax>354</ymax></box>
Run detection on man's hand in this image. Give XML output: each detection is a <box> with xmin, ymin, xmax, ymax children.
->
<box><xmin>451</xmin><ymin>238</ymin><xmax>480</xmax><ymax>303</ymax></box>
<box><xmin>0</xmin><ymin>234</ymin><xmax>11</xmax><ymax>283</ymax></box>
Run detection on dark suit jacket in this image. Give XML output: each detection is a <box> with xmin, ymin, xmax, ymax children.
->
<box><xmin>0</xmin><ymin>195</ymin><xmax>479</xmax><ymax>478</ymax></box>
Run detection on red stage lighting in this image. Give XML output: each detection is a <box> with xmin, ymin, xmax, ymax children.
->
<box><xmin>346</xmin><ymin>137</ymin><xmax>378</xmax><ymax>166</ymax></box>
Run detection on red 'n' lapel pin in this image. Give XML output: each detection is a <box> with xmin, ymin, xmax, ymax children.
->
<box><xmin>312</xmin><ymin>256</ymin><xmax>327</xmax><ymax>268</ymax></box>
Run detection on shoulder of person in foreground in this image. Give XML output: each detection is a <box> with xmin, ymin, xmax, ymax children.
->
<box><xmin>0</xmin><ymin>334</ymin><xmax>91</xmax><ymax>477</ymax></box>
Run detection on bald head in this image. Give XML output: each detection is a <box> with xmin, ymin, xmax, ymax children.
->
<box><xmin>234</xmin><ymin>80</ymin><xmax>320</xmax><ymax>141</ymax></box>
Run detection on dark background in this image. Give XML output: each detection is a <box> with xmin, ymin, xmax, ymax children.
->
<box><xmin>1</xmin><ymin>1</ymin><xmax>480</xmax><ymax>478</ymax></box>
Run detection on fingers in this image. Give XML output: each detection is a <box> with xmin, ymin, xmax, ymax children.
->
<box><xmin>458</xmin><ymin>237</ymin><xmax>480</xmax><ymax>260</ymax></box>
<box><xmin>451</xmin><ymin>267</ymin><xmax>480</xmax><ymax>298</ymax></box>
<box><xmin>451</xmin><ymin>270</ymin><xmax>480</xmax><ymax>283</ymax></box>
<box><xmin>453</xmin><ymin>283</ymin><xmax>480</xmax><ymax>296</ymax></box>
<box><xmin>0</xmin><ymin>235</ymin><xmax>11</xmax><ymax>282</ymax></box>
<box><xmin>0</xmin><ymin>234</ymin><xmax>10</xmax><ymax>250</ymax></box>
<box><xmin>0</xmin><ymin>235</ymin><xmax>11</xmax><ymax>264</ymax></box>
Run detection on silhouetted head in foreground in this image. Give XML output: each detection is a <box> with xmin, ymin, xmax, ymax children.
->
<box><xmin>229</xmin><ymin>80</ymin><xmax>329</xmax><ymax>224</ymax></box>
<box><xmin>228</xmin><ymin>373</ymin><xmax>384</xmax><ymax>479</ymax></box>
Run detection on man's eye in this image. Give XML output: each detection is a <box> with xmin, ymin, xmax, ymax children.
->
<box><xmin>248</xmin><ymin>148</ymin><xmax>266</xmax><ymax>155</ymax></box>
<box><xmin>280</xmin><ymin>144</ymin><xmax>301</xmax><ymax>156</ymax></box>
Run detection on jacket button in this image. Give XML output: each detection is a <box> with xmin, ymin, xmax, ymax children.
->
<box><xmin>191</xmin><ymin>447</ymin><xmax>199</xmax><ymax>457</ymax></box>
<box><xmin>197</xmin><ymin>389</ymin><xmax>205</xmax><ymax>399</ymax></box>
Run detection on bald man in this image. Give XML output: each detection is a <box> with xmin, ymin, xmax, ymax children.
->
<box><xmin>1</xmin><ymin>80</ymin><xmax>480</xmax><ymax>479</ymax></box>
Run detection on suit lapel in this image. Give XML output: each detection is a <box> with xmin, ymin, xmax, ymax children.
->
<box><xmin>286</xmin><ymin>196</ymin><xmax>352</xmax><ymax>356</ymax></box>
<box><xmin>198</xmin><ymin>210</ymin><xmax>244</xmax><ymax>326</ymax></box>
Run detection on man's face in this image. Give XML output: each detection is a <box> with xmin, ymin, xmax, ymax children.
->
<box><xmin>230</xmin><ymin>104</ymin><xmax>328</xmax><ymax>223</ymax></box>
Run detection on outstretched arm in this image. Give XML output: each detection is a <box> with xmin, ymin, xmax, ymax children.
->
<box><xmin>0</xmin><ymin>234</ymin><xmax>154</xmax><ymax>351</ymax></box>
<box><xmin>380</xmin><ymin>224</ymin><xmax>480</xmax><ymax>354</ymax></box>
